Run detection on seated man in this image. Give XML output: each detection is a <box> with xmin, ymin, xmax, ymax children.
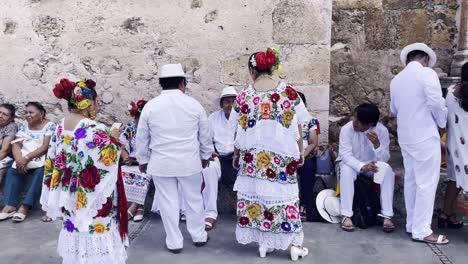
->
<box><xmin>338</xmin><ymin>103</ymin><xmax>395</xmax><ymax>232</ymax></box>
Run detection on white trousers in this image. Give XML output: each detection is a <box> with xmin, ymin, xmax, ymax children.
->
<box><xmin>339</xmin><ymin>162</ymin><xmax>395</xmax><ymax>218</ymax></box>
<box><xmin>401</xmin><ymin>138</ymin><xmax>441</xmax><ymax>239</ymax></box>
<box><xmin>153</xmin><ymin>173</ymin><xmax>208</xmax><ymax>250</ymax></box>
<box><xmin>179</xmin><ymin>158</ymin><xmax>221</xmax><ymax>219</ymax></box>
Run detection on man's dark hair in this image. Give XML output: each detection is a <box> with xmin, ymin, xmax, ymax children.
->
<box><xmin>297</xmin><ymin>91</ymin><xmax>307</xmax><ymax>107</ymax></box>
<box><xmin>406</xmin><ymin>50</ymin><xmax>429</xmax><ymax>64</ymax></box>
<box><xmin>0</xmin><ymin>103</ymin><xmax>16</xmax><ymax>118</ymax></box>
<box><xmin>354</xmin><ymin>103</ymin><xmax>380</xmax><ymax>127</ymax></box>
<box><xmin>26</xmin><ymin>101</ymin><xmax>46</xmax><ymax>117</ymax></box>
<box><xmin>159</xmin><ymin>77</ymin><xmax>187</xmax><ymax>90</ymax></box>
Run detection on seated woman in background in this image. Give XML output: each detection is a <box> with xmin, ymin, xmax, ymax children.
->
<box><xmin>0</xmin><ymin>102</ymin><xmax>56</xmax><ymax>222</ymax></box>
<box><xmin>0</xmin><ymin>103</ymin><xmax>18</xmax><ymax>186</ymax></box>
<box><xmin>120</xmin><ymin>100</ymin><xmax>151</xmax><ymax>222</ymax></box>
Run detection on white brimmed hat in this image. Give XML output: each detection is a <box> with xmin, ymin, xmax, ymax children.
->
<box><xmin>400</xmin><ymin>43</ymin><xmax>437</xmax><ymax>68</ymax></box>
<box><xmin>159</xmin><ymin>63</ymin><xmax>187</xmax><ymax>78</ymax></box>
<box><xmin>316</xmin><ymin>189</ymin><xmax>341</xmax><ymax>224</ymax></box>
<box><xmin>213</xmin><ymin>86</ymin><xmax>238</xmax><ymax>106</ymax></box>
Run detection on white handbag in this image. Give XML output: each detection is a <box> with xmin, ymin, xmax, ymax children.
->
<box><xmin>11</xmin><ymin>133</ymin><xmax>45</xmax><ymax>169</ymax></box>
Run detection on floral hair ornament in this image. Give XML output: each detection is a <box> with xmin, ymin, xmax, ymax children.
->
<box><xmin>252</xmin><ymin>48</ymin><xmax>282</xmax><ymax>75</ymax></box>
<box><xmin>53</xmin><ymin>78</ymin><xmax>97</xmax><ymax>110</ymax></box>
<box><xmin>127</xmin><ymin>100</ymin><xmax>148</xmax><ymax>117</ymax></box>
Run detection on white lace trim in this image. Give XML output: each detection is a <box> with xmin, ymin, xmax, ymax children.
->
<box><xmin>58</xmin><ymin>226</ymin><xmax>127</xmax><ymax>264</ymax></box>
<box><xmin>236</xmin><ymin>227</ymin><xmax>304</xmax><ymax>250</ymax></box>
<box><xmin>234</xmin><ymin>176</ymin><xmax>299</xmax><ymax>199</ymax></box>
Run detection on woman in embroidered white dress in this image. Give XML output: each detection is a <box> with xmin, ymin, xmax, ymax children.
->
<box><xmin>120</xmin><ymin>100</ymin><xmax>151</xmax><ymax>222</ymax></box>
<box><xmin>230</xmin><ymin>49</ymin><xmax>311</xmax><ymax>261</ymax></box>
<box><xmin>40</xmin><ymin>78</ymin><xmax>127</xmax><ymax>264</ymax></box>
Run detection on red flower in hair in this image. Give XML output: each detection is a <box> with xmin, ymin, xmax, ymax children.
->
<box><xmin>129</xmin><ymin>102</ymin><xmax>138</xmax><ymax>117</ymax></box>
<box><xmin>136</xmin><ymin>100</ymin><xmax>147</xmax><ymax>109</ymax></box>
<box><xmin>85</xmin><ymin>79</ymin><xmax>96</xmax><ymax>89</ymax></box>
<box><xmin>265</xmin><ymin>49</ymin><xmax>277</xmax><ymax>69</ymax></box>
<box><xmin>53</xmin><ymin>78</ymin><xmax>76</xmax><ymax>100</ymax></box>
<box><xmin>255</xmin><ymin>52</ymin><xmax>268</xmax><ymax>70</ymax></box>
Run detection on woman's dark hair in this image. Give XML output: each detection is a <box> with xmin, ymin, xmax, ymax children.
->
<box><xmin>248</xmin><ymin>53</ymin><xmax>272</xmax><ymax>75</ymax></box>
<box><xmin>354</xmin><ymin>103</ymin><xmax>380</xmax><ymax>127</ymax></box>
<box><xmin>159</xmin><ymin>77</ymin><xmax>187</xmax><ymax>90</ymax></box>
<box><xmin>297</xmin><ymin>91</ymin><xmax>307</xmax><ymax>107</ymax></box>
<box><xmin>406</xmin><ymin>50</ymin><xmax>429</xmax><ymax>64</ymax></box>
<box><xmin>25</xmin><ymin>102</ymin><xmax>46</xmax><ymax>117</ymax></box>
<box><xmin>0</xmin><ymin>103</ymin><xmax>16</xmax><ymax>118</ymax></box>
<box><xmin>459</xmin><ymin>62</ymin><xmax>468</xmax><ymax>112</ymax></box>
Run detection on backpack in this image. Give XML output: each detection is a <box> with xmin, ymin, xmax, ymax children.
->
<box><xmin>351</xmin><ymin>177</ymin><xmax>381</xmax><ymax>229</ymax></box>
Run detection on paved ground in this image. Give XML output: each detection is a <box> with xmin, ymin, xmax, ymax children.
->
<box><xmin>1</xmin><ymin>210</ymin><xmax>466</xmax><ymax>264</ymax></box>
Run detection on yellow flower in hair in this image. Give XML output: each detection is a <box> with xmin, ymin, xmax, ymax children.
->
<box><xmin>77</xmin><ymin>99</ymin><xmax>92</xmax><ymax>110</ymax></box>
<box><xmin>77</xmin><ymin>81</ymin><xmax>86</xmax><ymax>88</ymax></box>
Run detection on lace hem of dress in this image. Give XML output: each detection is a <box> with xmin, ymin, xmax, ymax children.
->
<box><xmin>236</xmin><ymin>227</ymin><xmax>304</xmax><ymax>250</ymax></box>
<box><xmin>58</xmin><ymin>226</ymin><xmax>127</xmax><ymax>264</ymax></box>
<box><xmin>234</xmin><ymin>176</ymin><xmax>298</xmax><ymax>199</ymax></box>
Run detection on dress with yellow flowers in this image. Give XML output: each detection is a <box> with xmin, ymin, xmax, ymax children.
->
<box><xmin>230</xmin><ymin>82</ymin><xmax>311</xmax><ymax>250</ymax></box>
<box><xmin>40</xmin><ymin>118</ymin><xmax>127</xmax><ymax>264</ymax></box>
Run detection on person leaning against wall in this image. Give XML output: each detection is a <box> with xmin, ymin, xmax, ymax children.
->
<box><xmin>0</xmin><ymin>103</ymin><xmax>18</xmax><ymax>187</ymax></box>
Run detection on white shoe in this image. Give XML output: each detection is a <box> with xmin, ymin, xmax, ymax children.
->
<box><xmin>0</xmin><ymin>211</ymin><xmax>16</xmax><ymax>221</ymax></box>
<box><xmin>258</xmin><ymin>245</ymin><xmax>274</xmax><ymax>258</ymax></box>
<box><xmin>290</xmin><ymin>246</ymin><xmax>308</xmax><ymax>261</ymax></box>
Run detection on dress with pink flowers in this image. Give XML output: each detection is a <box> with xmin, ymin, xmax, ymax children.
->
<box><xmin>229</xmin><ymin>82</ymin><xmax>311</xmax><ymax>250</ymax></box>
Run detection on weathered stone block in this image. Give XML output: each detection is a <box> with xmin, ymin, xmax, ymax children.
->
<box><xmin>331</xmin><ymin>9</ymin><xmax>366</xmax><ymax>45</ymax></box>
<box><xmin>221</xmin><ymin>55</ymin><xmax>250</xmax><ymax>86</ymax></box>
<box><xmin>431</xmin><ymin>7</ymin><xmax>457</xmax><ymax>49</ymax></box>
<box><xmin>273</xmin><ymin>0</ymin><xmax>331</xmax><ymax>45</ymax></box>
<box><xmin>399</xmin><ymin>9</ymin><xmax>429</xmax><ymax>47</ymax></box>
<box><xmin>32</xmin><ymin>15</ymin><xmax>65</xmax><ymax>37</ymax></box>
<box><xmin>282</xmin><ymin>45</ymin><xmax>330</xmax><ymax>84</ymax></box>
<box><xmin>294</xmin><ymin>85</ymin><xmax>330</xmax><ymax>111</ymax></box>
<box><xmin>382</xmin><ymin>0</ymin><xmax>425</xmax><ymax>10</ymax></box>
<box><xmin>333</xmin><ymin>0</ymin><xmax>382</xmax><ymax>9</ymax></box>
<box><xmin>364</xmin><ymin>10</ymin><xmax>399</xmax><ymax>50</ymax></box>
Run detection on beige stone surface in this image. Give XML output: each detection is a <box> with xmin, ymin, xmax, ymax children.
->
<box><xmin>364</xmin><ymin>10</ymin><xmax>399</xmax><ymax>50</ymax></box>
<box><xmin>333</xmin><ymin>0</ymin><xmax>382</xmax><ymax>9</ymax></box>
<box><xmin>431</xmin><ymin>6</ymin><xmax>457</xmax><ymax>49</ymax></box>
<box><xmin>399</xmin><ymin>9</ymin><xmax>430</xmax><ymax>46</ymax></box>
<box><xmin>0</xmin><ymin>0</ymin><xmax>332</xmax><ymax>143</ymax></box>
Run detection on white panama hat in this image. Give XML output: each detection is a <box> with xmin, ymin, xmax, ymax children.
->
<box><xmin>400</xmin><ymin>43</ymin><xmax>437</xmax><ymax>68</ymax></box>
<box><xmin>316</xmin><ymin>189</ymin><xmax>341</xmax><ymax>224</ymax></box>
<box><xmin>159</xmin><ymin>63</ymin><xmax>187</xmax><ymax>78</ymax></box>
<box><xmin>213</xmin><ymin>86</ymin><xmax>238</xmax><ymax>107</ymax></box>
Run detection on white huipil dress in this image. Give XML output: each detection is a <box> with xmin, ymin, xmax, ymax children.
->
<box><xmin>229</xmin><ymin>82</ymin><xmax>311</xmax><ymax>250</ymax></box>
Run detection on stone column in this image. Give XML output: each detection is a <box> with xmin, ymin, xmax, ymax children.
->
<box><xmin>451</xmin><ymin>0</ymin><xmax>468</xmax><ymax>76</ymax></box>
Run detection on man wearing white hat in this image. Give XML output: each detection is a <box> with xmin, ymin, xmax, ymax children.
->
<box><xmin>337</xmin><ymin>103</ymin><xmax>395</xmax><ymax>232</ymax></box>
<box><xmin>390</xmin><ymin>43</ymin><xmax>449</xmax><ymax>244</ymax></box>
<box><xmin>135</xmin><ymin>63</ymin><xmax>213</xmax><ymax>253</ymax></box>
<box><xmin>198</xmin><ymin>86</ymin><xmax>238</xmax><ymax>230</ymax></box>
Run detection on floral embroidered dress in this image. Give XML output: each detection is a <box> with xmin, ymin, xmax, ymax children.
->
<box><xmin>230</xmin><ymin>82</ymin><xmax>311</xmax><ymax>249</ymax></box>
<box><xmin>40</xmin><ymin>118</ymin><xmax>127</xmax><ymax>264</ymax></box>
<box><xmin>119</xmin><ymin>122</ymin><xmax>151</xmax><ymax>204</ymax></box>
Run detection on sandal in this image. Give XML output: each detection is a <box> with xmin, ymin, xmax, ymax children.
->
<box><xmin>341</xmin><ymin>216</ymin><xmax>355</xmax><ymax>232</ymax></box>
<box><xmin>127</xmin><ymin>209</ymin><xmax>134</xmax><ymax>220</ymax></box>
<box><xmin>438</xmin><ymin>213</ymin><xmax>463</xmax><ymax>229</ymax></box>
<box><xmin>205</xmin><ymin>217</ymin><xmax>216</xmax><ymax>231</ymax></box>
<box><xmin>41</xmin><ymin>215</ymin><xmax>52</xmax><ymax>222</ymax></box>
<box><xmin>377</xmin><ymin>214</ymin><xmax>395</xmax><ymax>233</ymax></box>
<box><xmin>412</xmin><ymin>233</ymin><xmax>449</xmax><ymax>245</ymax></box>
<box><xmin>12</xmin><ymin>212</ymin><xmax>27</xmax><ymax>223</ymax></box>
<box><xmin>0</xmin><ymin>211</ymin><xmax>16</xmax><ymax>221</ymax></box>
<box><xmin>133</xmin><ymin>208</ymin><xmax>144</xmax><ymax>222</ymax></box>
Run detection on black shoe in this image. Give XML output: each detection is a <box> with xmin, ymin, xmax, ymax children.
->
<box><xmin>438</xmin><ymin>214</ymin><xmax>464</xmax><ymax>229</ymax></box>
<box><xmin>194</xmin><ymin>236</ymin><xmax>209</xmax><ymax>247</ymax></box>
<box><xmin>167</xmin><ymin>248</ymin><xmax>183</xmax><ymax>254</ymax></box>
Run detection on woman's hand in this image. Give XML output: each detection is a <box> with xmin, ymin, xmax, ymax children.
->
<box><xmin>232</xmin><ymin>154</ymin><xmax>240</xmax><ymax>170</ymax></box>
<box><xmin>17</xmin><ymin>164</ymin><xmax>28</xmax><ymax>175</ymax></box>
<box><xmin>297</xmin><ymin>154</ymin><xmax>304</xmax><ymax>168</ymax></box>
<box><xmin>110</xmin><ymin>128</ymin><xmax>120</xmax><ymax>139</ymax></box>
<box><xmin>16</xmin><ymin>156</ymin><xmax>29</xmax><ymax>167</ymax></box>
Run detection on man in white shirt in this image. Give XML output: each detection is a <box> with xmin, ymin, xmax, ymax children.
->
<box><xmin>202</xmin><ymin>86</ymin><xmax>238</xmax><ymax>230</ymax></box>
<box><xmin>136</xmin><ymin>64</ymin><xmax>214</xmax><ymax>253</ymax></box>
<box><xmin>390</xmin><ymin>43</ymin><xmax>449</xmax><ymax>244</ymax></box>
<box><xmin>338</xmin><ymin>103</ymin><xmax>395</xmax><ymax>232</ymax></box>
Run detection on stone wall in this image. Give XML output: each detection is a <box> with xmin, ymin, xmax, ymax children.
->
<box><xmin>0</xmin><ymin>0</ymin><xmax>332</xmax><ymax>142</ymax></box>
<box><xmin>329</xmin><ymin>0</ymin><xmax>460</xmax><ymax>146</ymax></box>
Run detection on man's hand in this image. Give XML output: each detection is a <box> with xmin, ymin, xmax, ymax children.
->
<box><xmin>209</xmin><ymin>152</ymin><xmax>219</xmax><ymax>161</ymax></box>
<box><xmin>139</xmin><ymin>164</ymin><xmax>148</xmax><ymax>173</ymax></box>
<box><xmin>297</xmin><ymin>154</ymin><xmax>304</xmax><ymax>168</ymax></box>
<box><xmin>17</xmin><ymin>164</ymin><xmax>28</xmax><ymax>175</ymax></box>
<box><xmin>361</xmin><ymin>161</ymin><xmax>378</xmax><ymax>173</ymax></box>
<box><xmin>366</xmin><ymin>131</ymin><xmax>380</xmax><ymax>149</ymax></box>
<box><xmin>202</xmin><ymin>160</ymin><xmax>210</xmax><ymax>168</ymax></box>
<box><xmin>232</xmin><ymin>154</ymin><xmax>240</xmax><ymax>170</ymax></box>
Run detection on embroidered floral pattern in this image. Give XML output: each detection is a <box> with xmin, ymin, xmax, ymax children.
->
<box><xmin>233</xmin><ymin>84</ymin><xmax>302</xmax><ymax>130</ymax></box>
<box><xmin>237</xmin><ymin>199</ymin><xmax>302</xmax><ymax>234</ymax></box>
<box><xmin>239</xmin><ymin>149</ymin><xmax>298</xmax><ymax>183</ymax></box>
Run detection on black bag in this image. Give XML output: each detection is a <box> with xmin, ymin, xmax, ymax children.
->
<box><xmin>351</xmin><ymin>177</ymin><xmax>381</xmax><ymax>229</ymax></box>
<box><xmin>306</xmin><ymin>178</ymin><xmax>327</xmax><ymax>222</ymax></box>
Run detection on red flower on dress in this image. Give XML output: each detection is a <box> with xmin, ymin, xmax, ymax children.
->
<box><xmin>44</xmin><ymin>176</ymin><xmax>51</xmax><ymax>188</ymax></box>
<box><xmin>263</xmin><ymin>210</ymin><xmax>274</xmax><ymax>221</ymax></box>
<box><xmin>243</xmin><ymin>153</ymin><xmax>254</xmax><ymax>163</ymax></box>
<box><xmin>286</xmin><ymin>160</ymin><xmax>298</xmax><ymax>175</ymax></box>
<box><xmin>285</xmin><ymin>86</ymin><xmax>298</xmax><ymax>100</ymax></box>
<box><xmin>239</xmin><ymin>216</ymin><xmax>250</xmax><ymax>226</ymax></box>
<box><xmin>282</xmin><ymin>100</ymin><xmax>291</xmax><ymax>109</ymax></box>
<box><xmin>96</xmin><ymin>198</ymin><xmax>113</xmax><ymax>218</ymax></box>
<box><xmin>266</xmin><ymin>168</ymin><xmax>276</xmax><ymax>179</ymax></box>
<box><xmin>61</xmin><ymin>168</ymin><xmax>72</xmax><ymax>187</ymax></box>
<box><xmin>285</xmin><ymin>205</ymin><xmax>300</xmax><ymax>220</ymax></box>
<box><xmin>93</xmin><ymin>130</ymin><xmax>111</xmax><ymax>148</ymax></box>
<box><xmin>246</xmin><ymin>166</ymin><xmax>254</xmax><ymax>174</ymax></box>
<box><xmin>241</xmin><ymin>104</ymin><xmax>249</xmax><ymax>114</ymax></box>
<box><xmin>253</xmin><ymin>96</ymin><xmax>260</xmax><ymax>105</ymax></box>
<box><xmin>79</xmin><ymin>165</ymin><xmax>101</xmax><ymax>191</ymax></box>
<box><xmin>237</xmin><ymin>201</ymin><xmax>246</xmax><ymax>209</ymax></box>
<box><xmin>270</xmin><ymin>93</ymin><xmax>280</xmax><ymax>103</ymax></box>
<box><xmin>54</xmin><ymin>152</ymin><xmax>67</xmax><ymax>170</ymax></box>
<box><xmin>263</xmin><ymin>221</ymin><xmax>271</xmax><ymax>230</ymax></box>
<box><xmin>274</xmin><ymin>157</ymin><xmax>281</xmax><ymax>165</ymax></box>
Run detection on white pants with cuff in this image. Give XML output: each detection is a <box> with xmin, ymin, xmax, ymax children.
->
<box><xmin>401</xmin><ymin>138</ymin><xmax>441</xmax><ymax>239</ymax></box>
<box><xmin>153</xmin><ymin>173</ymin><xmax>208</xmax><ymax>250</ymax></box>
<box><xmin>339</xmin><ymin>162</ymin><xmax>395</xmax><ymax>218</ymax></box>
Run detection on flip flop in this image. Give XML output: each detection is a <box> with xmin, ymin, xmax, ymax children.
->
<box><xmin>12</xmin><ymin>212</ymin><xmax>26</xmax><ymax>223</ymax></box>
<box><xmin>0</xmin><ymin>211</ymin><xmax>16</xmax><ymax>221</ymax></box>
<box><xmin>412</xmin><ymin>234</ymin><xmax>450</xmax><ymax>245</ymax></box>
<box><xmin>377</xmin><ymin>214</ymin><xmax>395</xmax><ymax>233</ymax></box>
<box><xmin>41</xmin><ymin>215</ymin><xmax>53</xmax><ymax>222</ymax></box>
<box><xmin>205</xmin><ymin>217</ymin><xmax>216</xmax><ymax>231</ymax></box>
<box><xmin>133</xmin><ymin>208</ymin><xmax>144</xmax><ymax>222</ymax></box>
<box><xmin>341</xmin><ymin>217</ymin><xmax>355</xmax><ymax>232</ymax></box>
<box><xmin>127</xmin><ymin>210</ymin><xmax>134</xmax><ymax>220</ymax></box>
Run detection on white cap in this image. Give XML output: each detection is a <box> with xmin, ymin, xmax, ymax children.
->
<box><xmin>159</xmin><ymin>63</ymin><xmax>187</xmax><ymax>78</ymax></box>
<box><xmin>213</xmin><ymin>86</ymin><xmax>238</xmax><ymax>106</ymax></box>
